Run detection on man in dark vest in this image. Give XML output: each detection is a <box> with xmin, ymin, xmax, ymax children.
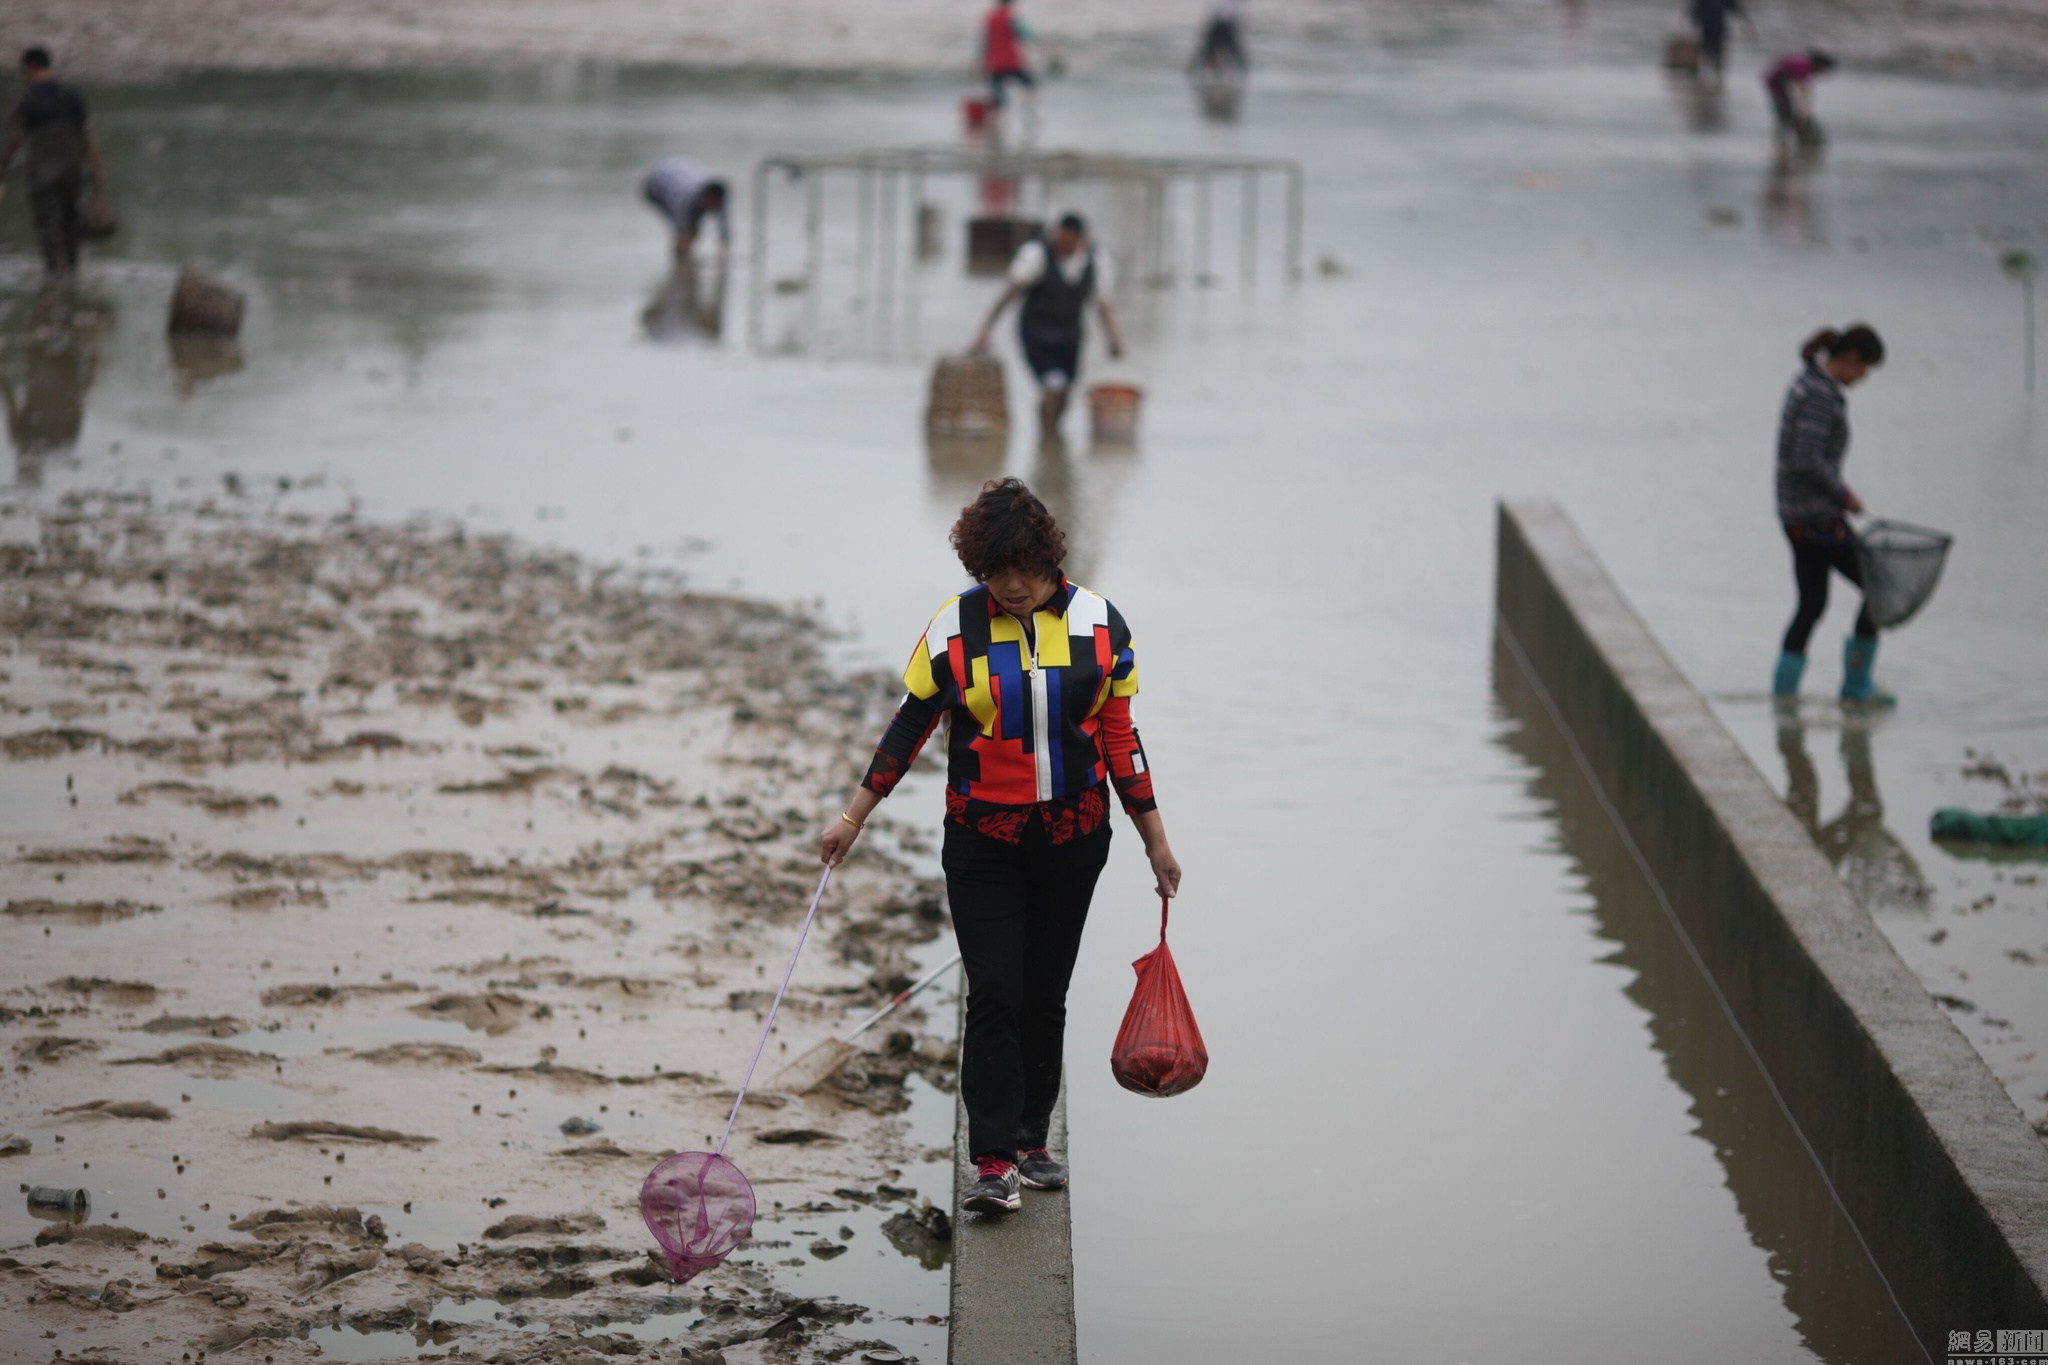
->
<box><xmin>0</xmin><ymin>47</ymin><xmax>108</xmax><ymax>277</ymax></box>
<box><xmin>972</xmin><ymin>213</ymin><xmax>1126</xmax><ymax>435</ymax></box>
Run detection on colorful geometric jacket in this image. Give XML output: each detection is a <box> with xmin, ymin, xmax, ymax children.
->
<box><xmin>862</xmin><ymin>579</ymin><xmax>1156</xmax><ymax>844</ymax></box>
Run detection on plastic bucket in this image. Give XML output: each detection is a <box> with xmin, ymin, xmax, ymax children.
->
<box><xmin>963</xmin><ymin>97</ymin><xmax>990</xmax><ymax>131</ymax></box>
<box><xmin>1088</xmin><ymin>384</ymin><xmax>1143</xmax><ymax>444</ymax></box>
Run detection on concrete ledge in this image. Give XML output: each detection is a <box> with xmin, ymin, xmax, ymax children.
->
<box><xmin>1496</xmin><ymin>500</ymin><xmax>2048</xmax><ymax>1353</ymax></box>
<box><xmin>947</xmin><ymin>1083</ymin><xmax>1076</xmax><ymax>1364</ymax></box>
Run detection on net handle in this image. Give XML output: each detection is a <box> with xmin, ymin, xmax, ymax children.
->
<box><xmin>715</xmin><ymin>864</ymin><xmax>832</xmax><ymax>1156</ymax></box>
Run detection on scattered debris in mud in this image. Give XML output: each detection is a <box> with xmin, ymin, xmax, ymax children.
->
<box><xmin>0</xmin><ymin>491</ymin><xmax>952</xmax><ymax>1360</ymax></box>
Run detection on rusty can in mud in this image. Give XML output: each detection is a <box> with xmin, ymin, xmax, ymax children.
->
<box><xmin>26</xmin><ymin>1185</ymin><xmax>90</xmax><ymax>1218</ymax></box>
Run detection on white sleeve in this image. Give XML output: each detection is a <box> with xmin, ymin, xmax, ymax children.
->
<box><xmin>1008</xmin><ymin>240</ymin><xmax>1047</xmax><ymax>288</ymax></box>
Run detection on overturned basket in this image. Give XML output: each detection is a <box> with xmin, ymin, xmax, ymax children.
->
<box><xmin>926</xmin><ymin>352</ymin><xmax>1009</xmax><ymax>437</ymax></box>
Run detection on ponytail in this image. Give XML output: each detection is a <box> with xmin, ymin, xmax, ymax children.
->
<box><xmin>1800</xmin><ymin>322</ymin><xmax>1885</xmax><ymax>366</ymax></box>
<box><xmin>1799</xmin><ymin>328</ymin><xmax>1841</xmax><ymax>363</ymax></box>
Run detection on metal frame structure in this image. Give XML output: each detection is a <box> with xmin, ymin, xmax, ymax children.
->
<box><xmin>747</xmin><ymin>144</ymin><xmax>1304</xmax><ymax>351</ymax></box>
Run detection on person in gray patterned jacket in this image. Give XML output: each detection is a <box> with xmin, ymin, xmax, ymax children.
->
<box><xmin>1772</xmin><ymin>323</ymin><xmax>1890</xmax><ymax>705</ymax></box>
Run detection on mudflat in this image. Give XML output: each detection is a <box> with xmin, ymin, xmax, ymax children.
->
<box><xmin>0</xmin><ymin>488</ymin><xmax>955</xmax><ymax>1361</ymax></box>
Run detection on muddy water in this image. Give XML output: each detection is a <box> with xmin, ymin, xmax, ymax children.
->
<box><xmin>7</xmin><ymin>11</ymin><xmax>2047</xmax><ymax>1361</ymax></box>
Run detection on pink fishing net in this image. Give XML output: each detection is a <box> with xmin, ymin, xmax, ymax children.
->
<box><xmin>638</xmin><ymin>865</ymin><xmax>832</xmax><ymax>1284</ymax></box>
<box><xmin>640</xmin><ymin>1151</ymin><xmax>755</xmax><ymax>1283</ymax></box>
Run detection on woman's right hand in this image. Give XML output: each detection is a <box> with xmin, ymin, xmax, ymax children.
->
<box><xmin>820</xmin><ymin>820</ymin><xmax>861</xmax><ymax>867</ymax></box>
<box><xmin>1844</xmin><ymin>489</ymin><xmax>1865</xmax><ymax>514</ymax></box>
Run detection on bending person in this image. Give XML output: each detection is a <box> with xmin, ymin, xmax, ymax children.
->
<box><xmin>973</xmin><ymin>213</ymin><xmax>1125</xmax><ymax>436</ymax></box>
<box><xmin>820</xmin><ymin>478</ymin><xmax>1181</xmax><ymax>1216</ymax></box>
<box><xmin>1772</xmin><ymin>323</ymin><xmax>1891</xmax><ymax>706</ymax></box>
<box><xmin>1765</xmin><ymin>50</ymin><xmax>1835</xmax><ymax>146</ymax></box>
<box><xmin>640</xmin><ymin>157</ymin><xmax>729</xmax><ymax>262</ymax></box>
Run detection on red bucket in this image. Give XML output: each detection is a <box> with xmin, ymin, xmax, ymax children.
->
<box><xmin>963</xmin><ymin>96</ymin><xmax>990</xmax><ymax>131</ymax></box>
<box><xmin>1088</xmin><ymin>383</ymin><xmax>1144</xmax><ymax>444</ymax></box>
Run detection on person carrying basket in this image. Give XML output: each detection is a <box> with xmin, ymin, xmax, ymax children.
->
<box><xmin>820</xmin><ymin>478</ymin><xmax>1181</xmax><ymax>1215</ymax></box>
<box><xmin>1771</xmin><ymin>323</ymin><xmax>1893</xmax><ymax>706</ymax></box>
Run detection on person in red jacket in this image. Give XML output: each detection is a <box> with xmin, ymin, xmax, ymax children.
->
<box><xmin>982</xmin><ymin>0</ymin><xmax>1038</xmax><ymax>122</ymax></box>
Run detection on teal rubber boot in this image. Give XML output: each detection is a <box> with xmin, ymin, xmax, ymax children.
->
<box><xmin>1771</xmin><ymin>650</ymin><xmax>1807</xmax><ymax>699</ymax></box>
<box><xmin>1840</xmin><ymin>636</ymin><xmax>1895</xmax><ymax>707</ymax></box>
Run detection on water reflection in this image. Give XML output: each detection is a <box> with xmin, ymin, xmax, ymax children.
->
<box><xmin>0</xmin><ymin>285</ymin><xmax>111</xmax><ymax>487</ymax></box>
<box><xmin>1676</xmin><ymin>79</ymin><xmax>1728</xmax><ymax>135</ymax></box>
<box><xmin>924</xmin><ymin>429</ymin><xmax>1005</xmax><ymax>519</ymax></box>
<box><xmin>1491</xmin><ymin>634</ymin><xmax>1923</xmax><ymax>1364</ymax></box>
<box><xmin>169</xmin><ymin>334</ymin><xmax>246</xmax><ymax>396</ymax></box>
<box><xmin>1762</xmin><ymin>144</ymin><xmax>1827</xmax><ymax>245</ymax></box>
<box><xmin>640</xmin><ymin>261</ymin><xmax>727</xmax><ymax>347</ymax></box>
<box><xmin>1777</xmin><ymin>717</ymin><xmax>1933</xmax><ymax>914</ymax></box>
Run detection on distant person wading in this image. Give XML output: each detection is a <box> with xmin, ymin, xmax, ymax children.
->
<box><xmin>0</xmin><ymin>47</ymin><xmax>108</xmax><ymax>277</ymax></box>
<box><xmin>982</xmin><ymin>0</ymin><xmax>1039</xmax><ymax>123</ymax></box>
<box><xmin>973</xmin><ymin>213</ymin><xmax>1126</xmax><ymax>436</ymax></box>
<box><xmin>1771</xmin><ymin>324</ymin><xmax>1893</xmax><ymax>706</ymax></box>
<box><xmin>820</xmin><ymin>478</ymin><xmax>1182</xmax><ymax>1216</ymax></box>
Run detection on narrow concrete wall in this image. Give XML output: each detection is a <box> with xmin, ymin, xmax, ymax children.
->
<box><xmin>1496</xmin><ymin>500</ymin><xmax>2048</xmax><ymax>1353</ymax></box>
<box><xmin>948</xmin><ymin>1086</ymin><xmax>1077</xmax><ymax>1365</ymax></box>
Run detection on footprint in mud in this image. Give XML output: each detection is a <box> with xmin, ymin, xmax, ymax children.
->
<box><xmin>261</xmin><ymin>980</ymin><xmax>418</xmax><ymax>1007</ymax></box>
<box><xmin>437</xmin><ymin>766</ymin><xmax>565</xmax><ymax>795</ymax></box>
<box><xmin>409</xmin><ymin>991</ymin><xmax>528</xmax><ymax>1034</ymax></box>
<box><xmin>111</xmin><ymin>1042</ymin><xmax>279</xmax><ymax>1075</ymax></box>
<box><xmin>57</xmin><ymin>1099</ymin><xmax>174</xmax><ymax>1121</ymax></box>
<box><xmin>4</xmin><ymin>898</ymin><xmax>160</xmax><ymax>925</ymax></box>
<box><xmin>352</xmin><ymin>1042</ymin><xmax>483</xmax><ymax>1067</ymax></box>
<box><xmin>15</xmin><ymin>1036</ymin><xmax>101</xmax><ymax>1064</ymax></box>
<box><xmin>756</xmin><ymin>1128</ymin><xmax>841</xmax><ymax>1146</ymax></box>
<box><xmin>22</xmin><ymin>836</ymin><xmax>171</xmax><ymax>865</ymax></box>
<box><xmin>251</xmin><ymin>1120</ymin><xmax>436</xmax><ymax>1146</ymax></box>
<box><xmin>118</xmin><ymin>780</ymin><xmax>281</xmax><ymax>816</ymax></box>
<box><xmin>482</xmin><ymin>1212</ymin><xmax>607</xmax><ymax>1238</ymax></box>
<box><xmin>217</xmin><ymin>884</ymin><xmax>327</xmax><ymax>911</ymax></box>
<box><xmin>141</xmin><ymin>1013</ymin><xmax>245</xmax><ymax>1037</ymax></box>
<box><xmin>0</xmin><ymin>726</ymin><xmax>113</xmax><ymax>760</ymax></box>
<box><xmin>230</xmin><ymin>1205</ymin><xmax>375</xmax><ymax>1236</ymax></box>
<box><xmin>47</xmin><ymin>976</ymin><xmax>158</xmax><ymax>1006</ymax></box>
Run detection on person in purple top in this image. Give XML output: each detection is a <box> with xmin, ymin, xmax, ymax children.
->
<box><xmin>1766</xmin><ymin>49</ymin><xmax>1835</xmax><ymax>146</ymax></box>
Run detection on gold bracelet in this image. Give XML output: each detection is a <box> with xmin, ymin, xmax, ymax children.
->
<box><xmin>839</xmin><ymin>811</ymin><xmax>865</xmax><ymax>831</ymax></box>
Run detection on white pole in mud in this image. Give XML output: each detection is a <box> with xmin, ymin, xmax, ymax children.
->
<box><xmin>880</xmin><ymin>170</ymin><xmax>898</xmax><ymax>356</ymax></box>
<box><xmin>749</xmin><ymin>159</ymin><xmax>774</xmax><ymax>352</ymax></box>
<box><xmin>1195</xmin><ymin>175</ymin><xmax>1213</xmax><ymax>284</ymax></box>
<box><xmin>2005</xmin><ymin>251</ymin><xmax>2039</xmax><ymax>396</ymax></box>
<box><xmin>1286</xmin><ymin>164</ymin><xmax>1305</xmax><ymax>280</ymax></box>
<box><xmin>1241</xmin><ymin>169</ymin><xmax>1258</xmax><ymax>283</ymax></box>
<box><xmin>856</xmin><ymin>167</ymin><xmax>874</xmax><ymax>315</ymax></box>
<box><xmin>803</xmin><ymin>171</ymin><xmax>823</xmax><ymax>345</ymax></box>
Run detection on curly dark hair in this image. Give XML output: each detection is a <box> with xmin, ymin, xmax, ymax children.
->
<box><xmin>950</xmin><ymin>478</ymin><xmax>1067</xmax><ymax>582</ymax></box>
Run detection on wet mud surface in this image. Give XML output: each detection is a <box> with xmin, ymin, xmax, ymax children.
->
<box><xmin>0</xmin><ymin>491</ymin><xmax>957</xmax><ymax>1362</ymax></box>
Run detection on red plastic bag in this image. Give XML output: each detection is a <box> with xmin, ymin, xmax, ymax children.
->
<box><xmin>1111</xmin><ymin>897</ymin><xmax>1208</xmax><ymax>1098</ymax></box>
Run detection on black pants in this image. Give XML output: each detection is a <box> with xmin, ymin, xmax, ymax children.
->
<box><xmin>1197</xmin><ymin>19</ymin><xmax>1247</xmax><ymax>72</ymax></box>
<box><xmin>30</xmin><ymin>175</ymin><xmax>83</xmax><ymax>274</ymax></box>
<box><xmin>988</xmin><ymin>67</ymin><xmax>1035</xmax><ymax>111</ymax></box>
<box><xmin>1782</xmin><ymin>521</ymin><xmax>1875</xmax><ymax>653</ymax></box>
<box><xmin>943</xmin><ymin>814</ymin><xmax>1111</xmax><ymax>1160</ymax></box>
<box><xmin>1696</xmin><ymin>15</ymin><xmax>1727</xmax><ymax>71</ymax></box>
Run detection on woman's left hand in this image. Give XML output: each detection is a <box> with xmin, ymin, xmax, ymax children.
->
<box><xmin>1147</xmin><ymin>841</ymin><xmax>1182</xmax><ymax>899</ymax></box>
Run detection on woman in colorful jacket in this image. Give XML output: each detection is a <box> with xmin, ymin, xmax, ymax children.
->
<box><xmin>1772</xmin><ymin>323</ymin><xmax>1890</xmax><ymax>705</ymax></box>
<box><xmin>820</xmin><ymin>478</ymin><xmax>1181</xmax><ymax>1214</ymax></box>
